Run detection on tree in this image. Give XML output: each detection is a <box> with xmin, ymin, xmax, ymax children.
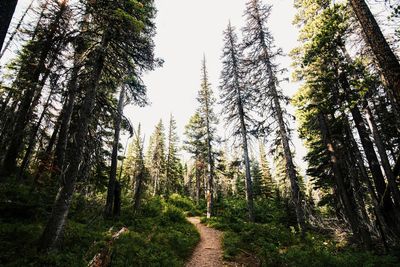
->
<box><xmin>146</xmin><ymin>120</ymin><xmax>166</xmax><ymax>196</ymax></box>
<box><xmin>1</xmin><ymin>0</ymin><xmax>71</xmax><ymax>176</ymax></box>
<box><xmin>291</xmin><ymin>1</ymin><xmax>400</xmax><ymax>245</ymax></box>
<box><xmin>258</xmin><ymin>140</ymin><xmax>274</xmax><ymax>198</ymax></box>
<box><xmin>183</xmin><ymin>112</ymin><xmax>207</xmax><ymax>204</ymax></box>
<box><xmin>219</xmin><ymin>22</ymin><xmax>255</xmax><ymax>221</ymax></box>
<box><xmin>38</xmin><ymin>0</ymin><xmax>158</xmax><ymax>251</ymax></box>
<box><xmin>197</xmin><ymin>56</ymin><xmax>217</xmax><ymax>218</ymax></box>
<box><xmin>349</xmin><ymin>0</ymin><xmax>400</xmax><ymax>103</ymax></box>
<box><xmin>130</xmin><ymin>125</ymin><xmax>147</xmax><ymax>212</ymax></box>
<box><xmin>165</xmin><ymin>114</ymin><xmax>182</xmax><ymax>195</ymax></box>
<box><xmin>104</xmin><ymin>87</ymin><xmax>126</xmax><ymax>218</ymax></box>
<box><xmin>242</xmin><ymin>0</ymin><xmax>306</xmax><ymax>232</ymax></box>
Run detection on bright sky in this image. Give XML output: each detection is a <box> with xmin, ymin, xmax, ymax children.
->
<box><xmin>125</xmin><ymin>0</ymin><xmax>307</xmax><ymax>169</ymax></box>
<box><xmin>7</xmin><ymin>0</ymin><xmax>308</xmax><ymax>172</ymax></box>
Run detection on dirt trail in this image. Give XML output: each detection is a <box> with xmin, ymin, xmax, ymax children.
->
<box><xmin>186</xmin><ymin>217</ymin><xmax>240</xmax><ymax>267</ymax></box>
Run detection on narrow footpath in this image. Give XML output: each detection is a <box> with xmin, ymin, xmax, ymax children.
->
<box><xmin>186</xmin><ymin>217</ymin><xmax>244</xmax><ymax>267</ymax></box>
<box><xmin>185</xmin><ymin>217</ymin><xmax>224</xmax><ymax>267</ymax></box>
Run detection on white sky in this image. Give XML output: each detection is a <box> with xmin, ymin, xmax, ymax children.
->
<box><xmin>7</xmin><ymin>0</ymin><xmax>308</xmax><ymax>172</ymax></box>
<box><xmin>125</xmin><ymin>0</ymin><xmax>307</xmax><ymax>169</ymax></box>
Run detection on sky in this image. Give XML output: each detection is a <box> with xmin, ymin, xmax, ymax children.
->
<box><xmin>7</xmin><ymin>0</ymin><xmax>308</xmax><ymax>172</ymax></box>
<box><xmin>125</xmin><ymin>0</ymin><xmax>307</xmax><ymax>168</ymax></box>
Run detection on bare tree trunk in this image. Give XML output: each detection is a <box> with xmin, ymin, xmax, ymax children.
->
<box><xmin>105</xmin><ymin>87</ymin><xmax>125</xmax><ymax>218</ymax></box>
<box><xmin>0</xmin><ymin>0</ymin><xmax>18</xmax><ymax>50</ymax></box>
<box><xmin>38</xmin><ymin>32</ymin><xmax>109</xmax><ymax>251</ymax></box>
<box><xmin>349</xmin><ymin>0</ymin><xmax>400</xmax><ymax>102</ymax></box>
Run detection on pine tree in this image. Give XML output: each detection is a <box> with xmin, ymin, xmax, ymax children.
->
<box><xmin>131</xmin><ymin>125</ymin><xmax>147</xmax><ymax>212</ymax></box>
<box><xmin>197</xmin><ymin>56</ymin><xmax>217</xmax><ymax>218</ymax></box>
<box><xmin>39</xmin><ymin>0</ymin><xmax>158</xmax><ymax>251</ymax></box>
<box><xmin>349</xmin><ymin>0</ymin><xmax>400</xmax><ymax>103</ymax></box>
<box><xmin>1</xmin><ymin>0</ymin><xmax>71</xmax><ymax>176</ymax></box>
<box><xmin>183</xmin><ymin>112</ymin><xmax>207</xmax><ymax>204</ymax></box>
<box><xmin>147</xmin><ymin>119</ymin><xmax>166</xmax><ymax>196</ymax></box>
<box><xmin>242</xmin><ymin>0</ymin><xmax>306</xmax><ymax>232</ymax></box>
<box><xmin>165</xmin><ymin>114</ymin><xmax>182</xmax><ymax>195</ymax></box>
<box><xmin>219</xmin><ymin>22</ymin><xmax>255</xmax><ymax>221</ymax></box>
<box><xmin>258</xmin><ymin>141</ymin><xmax>274</xmax><ymax>198</ymax></box>
<box><xmin>290</xmin><ymin>1</ymin><xmax>400</xmax><ymax>245</ymax></box>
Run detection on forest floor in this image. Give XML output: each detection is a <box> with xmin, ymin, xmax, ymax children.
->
<box><xmin>186</xmin><ymin>217</ymin><xmax>246</xmax><ymax>267</ymax></box>
<box><xmin>185</xmin><ymin>216</ymin><xmax>224</xmax><ymax>267</ymax></box>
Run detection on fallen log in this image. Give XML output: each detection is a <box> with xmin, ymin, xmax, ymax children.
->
<box><xmin>88</xmin><ymin>227</ymin><xmax>129</xmax><ymax>267</ymax></box>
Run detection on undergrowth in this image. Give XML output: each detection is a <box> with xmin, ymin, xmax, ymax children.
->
<box><xmin>0</xmin><ymin>181</ymin><xmax>199</xmax><ymax>267</ymax></box>
<box><xmin>202</xmin><ymin>197</ymin><xmax>400</xmax><ymax>267</ymax></box>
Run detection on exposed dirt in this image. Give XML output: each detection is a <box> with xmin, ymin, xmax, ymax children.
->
<box><xmin>185</xmin><ymin>217</ymin><xmax>248</xmax><ymax>267</ymax></box>
<box><xmin>186</xmin><ymin>217</ymin><xmax>223</xmax><ymax>267</ymax></box>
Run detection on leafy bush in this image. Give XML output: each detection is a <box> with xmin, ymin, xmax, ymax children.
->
<box><xmin>168</xmin><ymin>194</ymin><xmax>202</xmax><ymax>216</ymax></box>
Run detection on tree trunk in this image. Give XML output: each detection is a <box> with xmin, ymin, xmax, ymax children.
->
<box><xmin>318</xmin><ymin>113</ymin><xmax>371</xmax><ymax>246</ymax></box>
<box><xmin>0</xmin><ymin>0</ymin><xmax>18</xmax><ymax>50</ymax></box>
<box><xmin>364</xmin><ymin>103</ymin><xmax>400</xmax><ymax>207</ymax></box>
<box><xmin>350</xmin><ymin>0</ymin><xmax>400</xmax><ymax>103</ymax></box>
<box><xmin>238</xmin><ymin>97</ymin><xmax>255</xmax><ymax>222</ymax></box>
<box><xmin>205</xmin><ymin>111</ymin><xmax>214</xmax><ymax>218</ymax></box>
<box><xmin>345</xmin><ymin>114</ymin><xmax>390</xmax><ymax>247</ymax></box>
<box><xmin>133</xmin><ymin>167</ymin><xmax>144</xmax><ymax>212</ymax></box>
<box><xmin>38</xmin><ymin>32</ymin><xmax>109</xmax><ymax>251</ymax></box>
<box><xmin>104</xmin><ymin>87</ymin><xmax>125</xmax><ymax>218</ymax></box>
<box><xmin>268</xmin><ymin>72</ymin><xmax>306</xmax><ymax>233</ymax></box>
<box><xmin>113</xmin><ymin>181</ymin><xmax>121</xmax><ymax>217</ymax></box>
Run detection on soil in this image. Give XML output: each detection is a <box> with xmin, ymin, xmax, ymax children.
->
<box><xmin>185</xmin><ymin>217</ymin><xmax>248</xmax><ymax>267</ymax></box>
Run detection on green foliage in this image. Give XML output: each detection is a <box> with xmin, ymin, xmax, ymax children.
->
<box><xmin>0</xmin><ymin>184</ymin><xmax>199</xmax><ymax>266</ymax></box>
<box><xmin>168</xmin><ymin>193</ymin><xmax>202</xmax><ymax>216</ymax></box>
<box><xmin>203</xmin><ymin>197</ymin><xmax>398</xmax><ymax>266</ymax></box>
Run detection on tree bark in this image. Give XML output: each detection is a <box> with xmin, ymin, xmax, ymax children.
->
<box><xmin>104</xmin><ymin>87</ymin><xmax>125</xmax><ymax>218</ymax></box>
<box><xmin>0</xmin><ymin>0</ymin><xmax>18</xmax><ymax>50</ymax></box>
<box><xmin>350</xmin><ymin>0</ymin><xmax>400</xmax><ymax>103</ymax></box>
